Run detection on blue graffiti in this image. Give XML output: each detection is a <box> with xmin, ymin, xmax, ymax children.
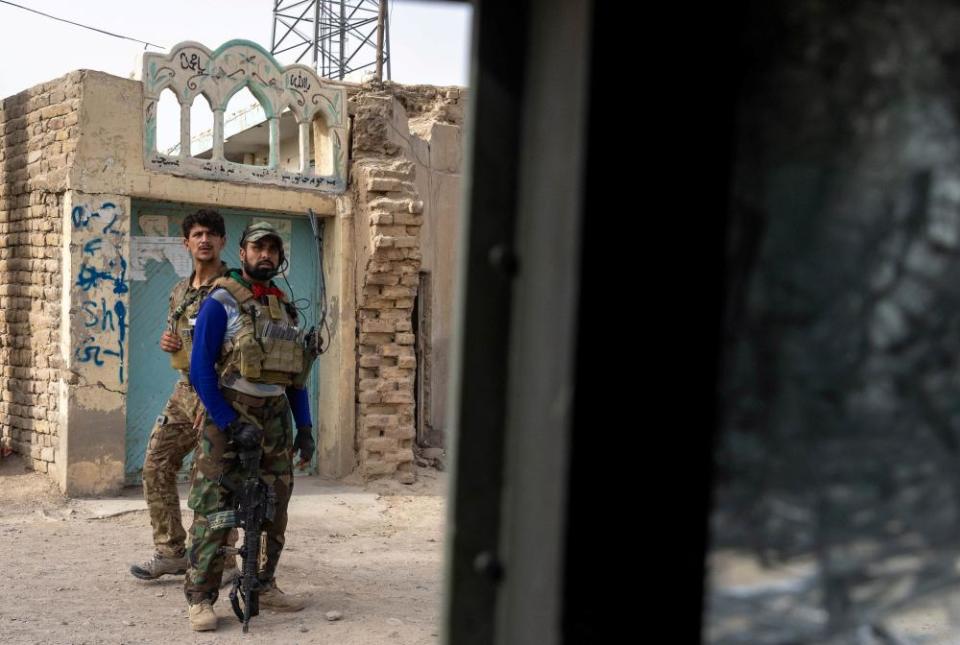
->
<box><xmin>83</xmin><ymin>238</ymin><xmax>102</xmax><ymax>255</ymax></box>
<box><xmin>74</xmin><ymin>202</ymin><xmax>128</xmax><ymax>384</ymax></box>
<box><xmin>82</xmin><ymin>298</ymin><xmax>117</xmax><ymax>332</ymax></box>
<box><xmin>74</xmin><ymin>300</ymin><xmax>127</xmax><ymax>383</ymax></box>
<box><xmin>76</xmin><ymin>264</ymin><xmax>104</xmax><ymax>290</ymax></box>
<box><xmin>111</xmin><ymin>300</ymin><xmax>126</xmax><ymax>383</ymax></box>
<box><xmin>77</xmin><ymin>264</ymin><xmax>117</xmax><ymax>292</ymax></box>
<box><xmin>75</xmin><ymin>346</ymin><xmax>105</xmax><ymax>366</ymax></box>
<box><xmin>115</xmin><ymin>300</ymin><xmax>127</xmax><ymax>343</ymax></box>
<box><xmin>72</xmin><ymin>206</ymin><xmax>100</xmax><ymax>229</ymax></box>
<box><xmin>81</xmin><ymin>301</ymin><xmax>99</xmax><ymax>328</ymax></box>
<box><xmin>74</xmin><ymin>337</ymin><xmax>105</xmax><ymax>367</ymax></box>
<box><xmin>101</xmin><ymin>203</ymin><xmax>120</xmax><ymax>235</ymax></box>
<box><xmin>105</xmin><ymin>256</ymin><xmax>129</xmax><ymax>294</ymax></box>
<box><xmin>72</xmin><ymin>203</ymin><xmax>121</xmax><ymax>234</ymax></box>
<box><xmin>76</xmin><ymin>257</ymin><xmax>128</xmax><ymax>294</ymax></box>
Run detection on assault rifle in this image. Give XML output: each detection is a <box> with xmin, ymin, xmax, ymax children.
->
<box><xmin>227</xmin><ymin>447</ymin><xmax>276</xmax><ymax>633</ymax></box>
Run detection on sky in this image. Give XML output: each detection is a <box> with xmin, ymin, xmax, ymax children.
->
<box><xmin>0</xmin><ymin>0</ymin><xmax>472</xmax><ymax>99</ymax></box>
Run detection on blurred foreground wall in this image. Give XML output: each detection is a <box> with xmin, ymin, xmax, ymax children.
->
<box><xmin>708</xmin><ymin>2</ymin><xmax>960</xmax><ymax>643</ymax></box>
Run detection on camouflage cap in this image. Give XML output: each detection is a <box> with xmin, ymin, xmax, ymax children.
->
<box><xmin>240</xmin><ymin>221</ymin><xmax>283</xmax><ymax>247</ymax></box>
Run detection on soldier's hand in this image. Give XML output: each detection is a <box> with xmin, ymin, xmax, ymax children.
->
<box><xmin>159</xmin><ymin>330</ymin><xmax>182</xmax><ymax>353</ymax></box>
<box><xmin>224</xmin><ymin>418</ymin><xmax>263</xmax><ymax>449</ymax></box>
<box><xmin>293</xmin><ymin>427</ymin><xmax>316</xmax><ymax>467</ymax></box>
<box><xmin>304</xmin><ymin>327</ymin><xmax>322</xmax><ymax>357</ymax></box>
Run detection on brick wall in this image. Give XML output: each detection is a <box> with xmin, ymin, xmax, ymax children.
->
<box><xmin>351</xmin><ymin>158</ymin><xmax>423</xmax><ymax>482</ymax></box>
<box><xmin>0</xmin><ymin>71</ymin><xmax>83</xmax><ymax>475</ymax></box>
<box><xmin>347</xmin><ymin>84</ymin><xmax>463</xmax><ymax>481</ymax></box>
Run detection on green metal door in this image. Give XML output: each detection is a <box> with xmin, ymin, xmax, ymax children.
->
<box><xmin>125</xmin><ymin>200</ymin><xmax>321</xmax><ymax>485</ymax></box>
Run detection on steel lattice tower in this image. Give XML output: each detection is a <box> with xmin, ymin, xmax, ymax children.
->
<box><xmin>270</xmin><ymin>0</ymin><xmax>391</xmax><ymax>81</ymax></box>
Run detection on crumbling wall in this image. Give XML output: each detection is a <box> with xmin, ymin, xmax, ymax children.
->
<box><xmin>349</xmin><ymin>84</ymin><xmax>465</xmax><ymax>468</ymax></box>
<box><xmin>0</xmin><ymin>71</ymin><xmax>82</xmax><ymax>478</ymax></box>
<box><xmin>387</xmin><ymin>83</ymin><xmax>465</xmax><ymax>126</ymax></box>
<box><xmin>348</xmin><ymin>90</ymin><xmax>431</xmax><ymax>482</ymax></box>
<box><xmin>352</xmin><ymin>159</ymin><xmax>422</xmax><ymax>482</ymax></box>
<box><xmin>398</xmin><ymin>87</ymin><xmax>463</xmax><ymax>451</ymax></box>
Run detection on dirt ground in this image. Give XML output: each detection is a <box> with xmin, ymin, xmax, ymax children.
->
<box><xmin>0</xmin><ymin>454</ymin><xmax>447</xmax><ymax>645</ymax></box>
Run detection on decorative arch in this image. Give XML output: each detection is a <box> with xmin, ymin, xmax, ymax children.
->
<box><xmin>188</xmin><ymin>92</ymin><xmax>215</xmax><ymax>158</ymax></box>
<box><xmin>140</xmin><ymin>39</ymin><xmax>348</xmax><ymax>192</ymax></box>
<box><xmin>311</xmin><ymin>110</ymin><xmax>335</xmax><ymax>177</ymax></box>
<box><xmin>222</xmin><ymin>79</ymin><xmax>276</xmax><ymax>119</ymax></box>
<box><xmin>143</xmin><ymin>82</ymin><xmax>178</xmax><ymax>156</ymax></box>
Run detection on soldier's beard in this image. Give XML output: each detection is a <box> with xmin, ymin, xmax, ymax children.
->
<box><xmin>243</xmin><ymin>259</ymin><xmax>278</xmax><ymax>281</ymax></box>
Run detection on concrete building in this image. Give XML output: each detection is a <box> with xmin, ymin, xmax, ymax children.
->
<box><xmin>0</xmin><ymin>40</ymin><xmax>461</xmax><ymax>495</ymax></box>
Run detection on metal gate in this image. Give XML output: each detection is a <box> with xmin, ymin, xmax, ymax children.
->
<box><xmin>124</xmin><ymin>200</ymin><xmax>321</xmax><ymax>484</ymax></box>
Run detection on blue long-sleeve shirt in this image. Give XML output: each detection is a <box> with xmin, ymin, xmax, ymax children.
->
<box><xmin>190</xmin><ymin>290</ymin><xmax>312</xmax><ymax>430</ymax></box>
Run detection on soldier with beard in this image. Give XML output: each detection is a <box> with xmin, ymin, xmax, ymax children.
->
<box><xmin>183</xmin><ymin>221</ymin><xmax>316</xmax><ymax>631</ymax></box>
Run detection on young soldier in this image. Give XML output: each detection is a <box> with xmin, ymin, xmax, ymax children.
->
<box><xmin>130</xmin><ymin>209</ymin><xmax>239</xmax><ymax>582</ymax></box>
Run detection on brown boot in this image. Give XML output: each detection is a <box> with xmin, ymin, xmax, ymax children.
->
<box><xmin>258</xmin><ymin>580</ymin><xmax>306</xmax><ymax>612</ymax></box>
<box><xmin>129</xmin><ymin>552</ymin><xmax>188</xmax><ymax>580</ymax></box>
<box><xmin>188</xmin><ymin>600</ymin><xmax>218</xmax><ymax>631</ymax></box>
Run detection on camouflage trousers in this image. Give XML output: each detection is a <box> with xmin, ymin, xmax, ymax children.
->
<box><xmin>184</xmin><ymin>393</ymin><xmax>294</xmax><ymax>604</ymax></box>
<box><xmin>142</xmin><ymin>380</ymin><xmax>238</xmax><ymax>559</ymax></box>
<box><xmin>142</xmin><ymin>380</ymin><xmax>203</xmax><ymax>558</ymax></box>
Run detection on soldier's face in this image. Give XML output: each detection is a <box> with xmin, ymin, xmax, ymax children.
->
<box><xmin>240</xmin><ymin>238</ymin><xmax>282</xmax><ymax>280</ymax></box>
<box><xmin>184</xmin><ymin>224</ymin><xmax>225</xmax><ymax>263</ymax></box>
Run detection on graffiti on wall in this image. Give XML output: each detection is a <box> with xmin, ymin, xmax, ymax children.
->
<box><xmin>72</xmin><ymin>202</ymin><xmax>129</xmax><ymax>384</ymax></box>
<box><xmin>141</xmin><ymin>40</ymin><xmax>348</xmax><ymax>193</ymax></box>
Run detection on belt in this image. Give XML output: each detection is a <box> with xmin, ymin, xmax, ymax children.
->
<box><xmin>222</xmin><ymin>388</ymin><xmax>269</xmax><ymax>408</ymax></box>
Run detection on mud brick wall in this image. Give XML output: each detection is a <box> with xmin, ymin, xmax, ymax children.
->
<box><xmin>0</xmin><ymin>71</ymin><xmax>82</xmax><ymax>477</ymax></box>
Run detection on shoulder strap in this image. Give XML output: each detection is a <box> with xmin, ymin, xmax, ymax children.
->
<box><xmin>169</xmin><ymin>278</ymin><xmax>197</xmax><ymax>322</ymax></box>
<box><xmin>212</xmin><ymin>272</ymin><xmax>254</xmax><ymax>305</ymax></box>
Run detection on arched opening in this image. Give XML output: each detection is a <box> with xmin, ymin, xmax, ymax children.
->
<box><xmin>311</xmin><ymin>112</ymin><xmax>334</xmax><ymax>177</ymax></box>
<box><xmin>278</xmin><ymin>107</ymin><xmax>301</xmax><ymax>172</ymax></box>
<box><xmin>223</xmin><ymin>86</ymin><xmax>269</xmax><ymax>166</ymax></box>
<box><xmin>190</xmin><ymin>94</ymin><xmax>215</xmax><ymax>159</ymax></box>
<box><xmin>155</xmin><ymin>88</ymin><xmax>180</xmax><ymax>156</ymax></box>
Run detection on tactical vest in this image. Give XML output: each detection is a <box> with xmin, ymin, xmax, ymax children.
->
<box><xmin>211</xmin><ymin>275</ymin><xmax>307</xmax><ymax>388</ymax></box>
<box><xmin>168</xmin><ymin>266</ymin><xmax>227</xmax><ymax>373</ymax></box>
<box><xmin>168</xmin><ymin>285</ymin><xmax>207</xmax><ymax>372</ymax></box>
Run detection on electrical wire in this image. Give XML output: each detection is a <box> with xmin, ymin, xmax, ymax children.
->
<box><xmin>0</xmin><ymin>0</ymin><xmax>166</xmax><ymax>49</ymax></box>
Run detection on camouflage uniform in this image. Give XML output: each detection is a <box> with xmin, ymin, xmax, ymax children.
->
<box><xmin>184</xmin><ymin>271</ymin><xmax>311</xmax><ymax>604</ymax></box>
<box><xmin>142</xmin><ymin>381</ymin><xmax>203</xmax><ymax>557</ymax></box>
<box><xmin>142</xmin><ymin>264</ymin><xmax>232</xmax><ymax>558</ymax></box>
<box><xmin>184</xmin><ymin>395</ymin><xmax>294</xmax><ymax>602</ymax></box>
